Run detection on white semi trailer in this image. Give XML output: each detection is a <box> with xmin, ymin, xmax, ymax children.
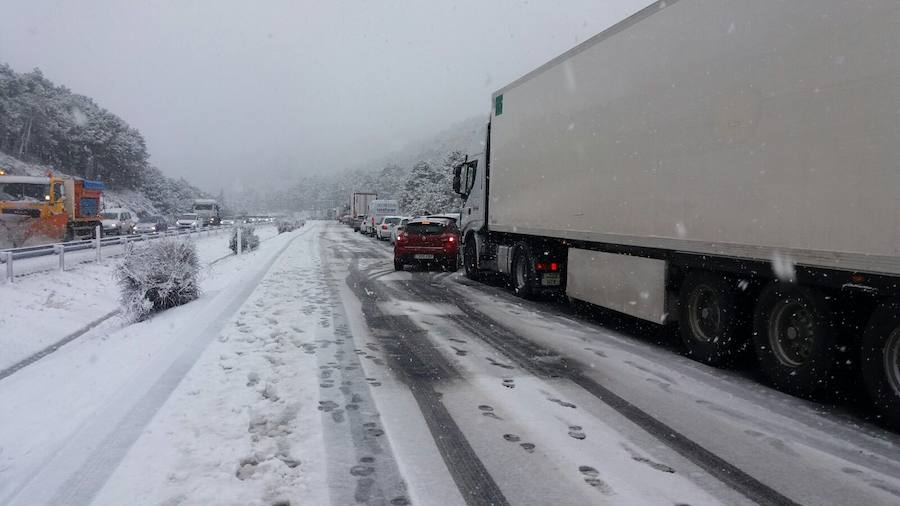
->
<box><xmin>454</xmin><ymin>0</ymin><xmax>900</xmax><ymax>426</ymax></box>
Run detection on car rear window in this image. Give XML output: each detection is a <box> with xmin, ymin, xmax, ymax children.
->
<box><xmin>406</xmin><ymin>222</ymin><xmax>446</xmax><ymax>235</ymax></box>
<box><xmin>384</xmin><ymin>217</ymin><xmax>401</xmax><ymax>225</ymax></box>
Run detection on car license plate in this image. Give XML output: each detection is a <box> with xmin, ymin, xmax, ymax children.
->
<box><xmin>414</xmin><ymin>254</ymin><xmax>434</xmax><ymax>260</ymax></box>
<box><xmin>541</xmin><ymin>273</ymin><xmax>561</xmax><ymax>286</ymax></box>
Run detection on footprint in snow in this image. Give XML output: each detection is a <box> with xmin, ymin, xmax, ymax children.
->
<box><xmin>235</xmin><ymin>456</ymin><xmax>259</xmax><ymax>480</ymax></box>
<box><xmin>584</xmin><ymin>347</ymin><xmax>607</xmax><ymax>358</ymax></box>
<box><xmin>520</xmin><ymin>443</ymin><xmax>536</xmax><ymax>453</ymax></box>
<box><xmin>621</xmin><ymin>443</ymin><xmax>675</xmax><ymax>473</ymax></box>
<box><xmin>568</xmin><ymin>425</ymin><xmax>586</xmax><ymax>440</ymax></box>
<box><xmin>579</xmin><ymin>466</ymin><xmax>614</xmax><ymax>495</ymax></box>
<box><xmin>547</xmin><ymin>397</ymin><xmax>577</xmax><ymax>409</ymax></box>
<box><xmin>503</xmin><ymin>434</ymin><xmax>521</xmax><ymax>442</ymax></box>
<box><xmin>502</xmin><ymin>378</ymin><xmax>515</xmax><ymax>389</ymax></box>
<box><xmin>478</xmin><ymin>405</ymin><xmax>502</xmax><ymax>420</ymax></box>
<box><xmin>318</xmin><ymin>400</ymin><xmax>340</xmax><ymax>412</ymax></box>
<box><xmin>487</xmin><ymin>357</ymin><xmax>514</xmax><ymax>370</ymax></box>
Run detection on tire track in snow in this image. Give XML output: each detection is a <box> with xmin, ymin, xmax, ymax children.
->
<box><xmin>345</xmin><ymin>258</ymin><xmax>510</xmax><ymax>506</ymax></box>
<box><xmin>314</xmin><ymin>234</ymin><xmax>412</xmax><ymax>506</ymax></box>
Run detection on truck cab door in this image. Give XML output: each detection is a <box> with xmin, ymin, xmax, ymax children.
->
<box><xmin>459</xmin><ymin>158</ymin><xmax>485</xmax><ymax>236</ymax></box>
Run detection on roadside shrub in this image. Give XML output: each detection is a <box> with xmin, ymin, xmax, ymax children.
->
<box><xmin>230</xmin><ymin>225</ymin><xmax>260</xmax><ymax>253</ymax></box>
<box><xmin>276</xmin><ymin>218</ymin><xmax>305</xmax><ymax>233</ymax></box>
<box><xmin>116</xmin><ymin>239</ymin><xmax>200</xmax><ymax>321</ymax></box>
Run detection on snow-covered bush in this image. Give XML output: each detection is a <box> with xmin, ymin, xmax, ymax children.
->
<box><xmin>230</xmin><ymin>225</ymin><xmax>260</xmax><ymax>253</ymax></box>
<box><xmin>276</xmin><ymin>218</ymin><xmax>304</xmax><ymax>233</ymax></box>
<box><xmin>116</xmin><ymin>239</ymin><xmax>199</xmax><ymax>321</ymax></box>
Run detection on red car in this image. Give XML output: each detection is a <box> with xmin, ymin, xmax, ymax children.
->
<box><xmin>394</xmin><ymin>217</ymin><xmax>459</xmax><ymax>271</ymax></box>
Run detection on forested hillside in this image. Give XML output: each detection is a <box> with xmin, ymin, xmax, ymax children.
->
<box><xmin>228</xmin><ymin>116</ymin><xmax>487</xmax><ymax>216</ymax></box>
<box><xmin>0</xmin><ymin>64</ymin><xmax>210</xmax><ymax>216</ymax></box>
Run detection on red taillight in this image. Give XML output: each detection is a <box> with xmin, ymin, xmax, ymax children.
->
<box><xmin>535</xmin><ymin>262</ymin><xmax>559</xmax><ymax>272</ymax></box>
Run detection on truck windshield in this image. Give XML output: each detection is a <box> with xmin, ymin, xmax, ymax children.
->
<box><xmin>194</xmin><ymin>204</ymin><xmax>213</xmax><ymax>210</ymax></box>
<box><xmin>0</xmin><ymin>183</ymin><xmax>50</xmax><ymax>202</ymax></box>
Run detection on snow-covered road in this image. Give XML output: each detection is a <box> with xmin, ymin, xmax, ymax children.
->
<box><xmin>1</xmin><ymin>221</ymin><xmax>899</xmax><ymax>505</ymax></box>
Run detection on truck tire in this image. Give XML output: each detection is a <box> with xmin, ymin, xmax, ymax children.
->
<box><xmin>394</xmin><ymin>259</ymin><xmax>403</xmax><ymax>271</ymax></box>
<box><xmin>861</xmin><ymin>300</ymin><xmax>900</xmax><ymax>429</ymax></box>
<box><xmin>512</xmin><ymin>243</ymin><xmax>536</xmax><ymax>298</ymax></box>
<box><xmin>752</xmin><ymin>282</ymin><xmax>837</xmax><ymax>397</ymax></box>
<box><xmin>463</xmin><ymin>240</ymin><xmax>482</xmax><ymax>281</ymax></box>
<box><xmin>678</xmin><ymin>271</ymin><xmax>749</xmax><ymax>366</ymax></box>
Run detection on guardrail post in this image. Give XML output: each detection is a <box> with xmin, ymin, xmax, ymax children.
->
<box><xmin>95</xmin><ymin>225</ymin><xmax>102</xmax><ymax>263</ymax></box>
<box><xmin>55</xmin><ymin>244</ymin><xmax>65</xmax><ymax>271</ymax></box>
<box><xmin>237</xmin><ymin>226</ymin><xmax>242</xmax><ymax>255</ymax></box>
<box><xmin>2</xmin><ymin>252</ymin><xmax>12</xmax><ymax>282</ymax></box>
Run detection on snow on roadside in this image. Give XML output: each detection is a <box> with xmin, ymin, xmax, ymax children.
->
<box><xmin>0</xmin><ymin>226</ymin><xmax>307</xmax><ymax>504</ymax></box>
<box><xmin>0</xmin><ymin>225</ymin><xmax>277</xmax><ymax>372</ymax></box>
<box><xmin>90</xmin><ymin>227</ymin><xmax>327</xmax><ymax>506</ymax></box>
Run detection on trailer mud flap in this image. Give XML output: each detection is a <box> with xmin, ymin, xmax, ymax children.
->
<box><xmin>566</xmin><ymin>248</ymin><xmax>669</xmax><ymax>323</ymax></box>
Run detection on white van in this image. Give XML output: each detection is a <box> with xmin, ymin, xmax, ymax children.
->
<box><xmin>363</xmin><ymin>200</ymin><xmax>399</xmax><ymax>236</ymax></box>
<box><xmin>100</xmin><ymin>208</ymin><xmax>136</xmax><ymax>236</ymax></box>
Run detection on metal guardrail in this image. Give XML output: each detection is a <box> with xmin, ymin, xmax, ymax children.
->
<box><xmin>0</xmin><ymin>224</ymin><xmax>236</xmax><ymax>282</ymax></box>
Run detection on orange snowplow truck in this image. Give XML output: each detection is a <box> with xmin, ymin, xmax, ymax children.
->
<box><xmin>0</xmin><ymin>170</ymin><xmax>104</xmax><ymax>249</ymax></box>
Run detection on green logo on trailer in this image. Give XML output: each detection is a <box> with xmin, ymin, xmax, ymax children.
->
<box><xmin>494</xmin><ymin>95</ymin><xmax>503</xmax><ymax>116</ymax></box>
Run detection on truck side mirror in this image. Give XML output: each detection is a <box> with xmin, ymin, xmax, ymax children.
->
<box><xmin>452</xmin><ymin>165</ymin><xmax>463</xmax><ymax>195</ymax></box>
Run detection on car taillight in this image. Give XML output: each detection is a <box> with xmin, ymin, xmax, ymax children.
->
<box><xmin>535</xmin><ymin>262</ymin><xmax>560</xmax><ymax>272</ymax></box>
<box><xmin>396</xmin><ymin>233</ymin><xmax>406</xmax><ymax>242</ymax></box>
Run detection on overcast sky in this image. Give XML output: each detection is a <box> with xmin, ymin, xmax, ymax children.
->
<box><xmin>0</xmin><ymin>0</ymin><xmax>645</xmax><ymax>191</ymax></box>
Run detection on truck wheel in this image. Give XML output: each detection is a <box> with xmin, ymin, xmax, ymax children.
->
<box><xmin>861</xmin><ymin>300</ymin><xmax>900</xmax><ymax>429</ymax></box>
<box><xmin>394</xmin><ymin>260</ymin><xmax>403</xmax><ymax>271</ymax></box>
<box><xmin>512</xmin><ymin>243</ymin><xmax>536</xmax><ymax>297</ymax></box>
<box><xmin>752</xmin><ymin>282</ymin><xmax>837</xmax><ymax>397</ymax></box>
<box><xmin>679</xmin><ymin>271</ymin><xmax>748</xmax><ymax>366</ymax></box>
<box><xmin>463</xmin><ymin>240</ymin><xmax>482</xmax><ymax>281</ymax></box>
